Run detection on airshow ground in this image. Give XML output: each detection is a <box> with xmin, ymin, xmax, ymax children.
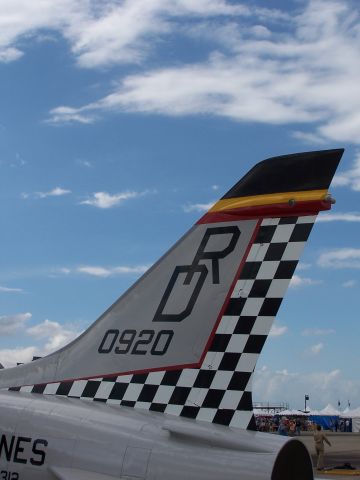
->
<box><xmin>299</xmin><ymin>433</ymin><xmax>360</xmax><ymax>479</ymax></box>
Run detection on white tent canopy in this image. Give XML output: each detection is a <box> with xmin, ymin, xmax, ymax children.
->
<box><xmin>318</xmin><ymin>404</ymin><xmax>341</xmax><ymax>416</ymax></box>
<box><xmin>346</xmin><ymin>407</ymin><xmax>360</xmax><ymax>417</ymax></box>
<box><xmin>254</xmin><ymin>409</ymin><xmax>273</xmax><ymax>417</ymax></box>
<box><xmin>279</xmin><ymin>409</ymin><xmax>311</xmax><ymax>416</ymax></box>
<box><xmin>341</xmin><ymin>406</ymin><xmax>360</xmax><ymax>432</ymax></box>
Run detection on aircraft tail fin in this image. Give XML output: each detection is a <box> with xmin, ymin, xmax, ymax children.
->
<box><xmin>0</xmin><ymin>149</ymin><xmax>343</xmax><ymax>430</ymax></box>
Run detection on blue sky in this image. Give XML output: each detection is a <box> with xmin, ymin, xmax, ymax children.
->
<box><xmin>0</xmin><ymin>0</ymin><xmax>360</xmax><ymax>410</ymax></box>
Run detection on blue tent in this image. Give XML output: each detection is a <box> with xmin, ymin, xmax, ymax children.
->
<box><xmin>310</xmin><ymin>415</ymin><xmax>338</xmax><ymax>430</ymax></box>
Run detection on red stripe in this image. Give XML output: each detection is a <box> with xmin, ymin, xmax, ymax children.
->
<box><xmin>197</xmin><ymin>218</ymin><xmax>262</xmax><ymax>365</ymax></box>
<box><xmin>197</xmin><ymin>200</ymin><xmax>331</xmax><ymax>224</ymax></box>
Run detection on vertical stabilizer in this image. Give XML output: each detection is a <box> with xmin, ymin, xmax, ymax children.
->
<box><xmin>0</xmin><ymin>149</ymin><xmax>343</xmax><ymax>429</ymax></box>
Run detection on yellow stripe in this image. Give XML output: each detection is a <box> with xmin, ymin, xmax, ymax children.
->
<box><xmin>210</xmin><ymin>189</ymin><xmax>328</xmax><ymax>212</ymax></box>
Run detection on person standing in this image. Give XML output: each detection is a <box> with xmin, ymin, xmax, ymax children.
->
<box><xmin>313</xmin><ymin>424</ymin><xmax>331</xmax><ymax>470</ymax></box>
<box><xmin>345</xmin><ymin>418</ymin><xmax>350</xmax><ymax>432</ymax></box>
<box><xmin>278</xmin><ymin>417</ymin><xmax>289</xmax><ymax>436</ymax></box>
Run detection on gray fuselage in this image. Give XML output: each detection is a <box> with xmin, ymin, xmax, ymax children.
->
<box><xmin>0</xmin><ymin>391</ymin><xmax>313</xmax><ymax>480</ymax></box>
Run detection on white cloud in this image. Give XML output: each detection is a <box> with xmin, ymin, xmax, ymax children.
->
<box><xmin>77</xmin><ymin>159</ymin><xmax>93</xmax><ymax>168</ymax></box>
<box><xmin>318</xmin><ymin>248</ymin><xmax>360</xmax><ymax>268</ymax></box>
<box><xmin>22</xmin><ymin>187</ymin><xmax>72</xmax><ymax>200</ymax></box>
<box><xmin>251</xmin><ymin>25</ymin><xmax>271</xmax><ymax>39</ymax></box>
<box><xmin>332</xmin><ymin>153</ymin><xmax>360</xmax><ymax>191</ymax></box>
<box><xmin>77</xmin><ymin>265</ymin><xmax>149</xmax><ymax>277</ymax></box>
<box><xmin>2</xmin><ymin>0</ymin><xmax>360</xmax><ymax>142</ymax></box>
<box><xmin>291</xmin><ymin>130</ymin><xmax>328</xmax><ymax>145</ymax></box>
<box><xmin>77</xmin><ymin>266</ymin><xmax>110</xmax><ymax>277</ymax></box>
<box><xmin>0</xmin><ymin>264</ymin><xmax>148</xmax><ymax>280</ymax></box>
<box><xmin>0</xmin><ymin>47</ymin><xmax>23</xmax><ymax>63</ymax></box>
<box><xmin>0</xmin><ymin>313</ymin><xmax>32</xmax><ymax>335</ymax></box>
<box><xmin>11</xmin><ymin>152</ymin><xmax>26</xmax><ymax>168</ymax></box>
<box><xmin>183</xmin><ymin>201</ymin><xmax>215</xmax><ymax>213</ymax></box>
<box><xmin>41</xmin><ymin>0</ymin><xmax>360</xmax><ymax>145</ymax></box>
<box><xmin>47</xmin><ymin>106</ymin><xmax>96</xmax><ymax>124</ymax></box>
<box><xmin>35</xmin><ymin>187</ymin><xmax>72</xmax><ymax>198</ymax></box>
<box><xmin>80</xmin><ymin>190</ymin><xmax>148</xmax><ymax>208</ymax></box>
<box><xmin>58</xmin><ymin>267</ymin><xmax>71</xmax><ymax>275</ymax></box>
<box><xmin>0</xmin><ymin>0</ymin><xmax>249</xmax><ymax>68</ymax></box>
<box><xmin>112</xmin><ymin>265</ymin><xmax>149</xmax><ymax>275</ymax></box>
<box><xmin>342</xmin><ymin>280</ymin><xmax>357</xmax><ymax>288</ymax></box>
<box><xmin>253</xmin><ymin>367</ymin><xmax>360</xmax><ymax>410</ymax></box>
<box><xmin>0</xmin><ymin>286</ymin><xmax>24</xmax><ymax>293</ymax></box>
<box><xmin>0</xmin><ymin>319</ymin><xmax>83</xmax><ymax>367</ymax></box>
<box><xmin>296</xmin><ymin>262</ymin><xmax>312</xmax><ymax>271</ymax></box>
<box><xmin>0</xmin><ymin>347</ymin><xmax>38</xmax><ymax>367</ymax></box>
<box><xmin>317</xmin><ymin>212</ymin><xmax>360</xmax><ymax>222</ymax></box>
<box><xmin>0</xmin><ymin>0</ymin><xmax>81</xmax><ymax>61</ymax></box>
<box><xmin>269</xmin><ymin>323</ymin><xmax>288</xmax><ymax>337</ymax></box>
<box><xmin>26</xmin><ymin>319</ymin><xmax>62</xmax><ymax>338</ymax></box>
<box><xmin>302</xmin><ymin>328</ymin><xmax>335</xmax><ymax>336</ymax></box>
<box><xmin>27</xmin><ymin>319</ymin><xmax>80</xmax><ymax>353</ymax></box>
<box><xmin>308</xmin><ymin>342</ymin><xmax>324</xmax><ymax>355</ymax></box>
<box><xmin>290</xmin><ymin>274</ymin><xmax>322</xmax><ymax>288</ymax></box>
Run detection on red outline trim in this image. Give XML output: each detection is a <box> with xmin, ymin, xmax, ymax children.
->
<box><xmin>197</xmin><ymin>200</ymin><xmax>331</xmax><ymax>224</ymax></box>
<box><xmin>23</xmin><ymin>220</ymin><xmax>262</xmax><ymax>388</ymax></box>
<box><xmin>197</xmin><ymin>218</ymin><xmax>262</xmax><ymax>365</ymax></box>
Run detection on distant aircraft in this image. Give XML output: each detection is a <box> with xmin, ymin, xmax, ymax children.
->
<box><xmin>0</xmin><ymin>149</ymin><xmax>343</xmax><ymax>480</ymax></box>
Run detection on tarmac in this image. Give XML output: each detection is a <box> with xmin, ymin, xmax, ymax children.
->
<box><xmin>298</xmin><ymin>432</ymin><xmax>360</xmax><ymax>479</ymax></box>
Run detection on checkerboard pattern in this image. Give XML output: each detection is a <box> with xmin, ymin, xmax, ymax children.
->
<box><xmin>11</xmin><ymin>215</ymin><xmax>316</xmax><ymax>430</ymax></box>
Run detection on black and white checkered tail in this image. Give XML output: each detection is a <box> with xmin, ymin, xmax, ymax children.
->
<box><xmin>12</xmin><ymin>215</ymin><xmax>315</xmax><ymax>430</ymax></box>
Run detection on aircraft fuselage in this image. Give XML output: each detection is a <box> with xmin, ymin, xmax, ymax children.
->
<box><xmin>0</xmin><ymin>391</ymin><xmax>312</xmax><ymax>480</ymax></box>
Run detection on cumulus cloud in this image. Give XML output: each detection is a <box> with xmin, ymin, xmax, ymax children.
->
<box><xmin>80</xmin><ymin>190</ymin><xmax>149</xmax><ymax>208</ymax></box>
<box><xmin>0</xmin><ymin>347</ymin><xmax>38</xmax><ymax>367</ymax></box>
<box><xmin>0</xmin><ymin>318</ymin><xmax>83</xmax><ymax>367</ymax></box>
<box><xmin>77</xmin><ymin>265</ymin><xmax>149</xmax><ymax>277</ymax></box>
<box><xmin>27</xmin><ymin>319</ymin><xmax>81</xmax><ymax>353</ymax></box>
<box><xmin>318</xmin><ymin>248</ymin><xmax>360</xmax><ymax>268</ymax></box>
<box><xmin>269</xmin><ymin>323</ymin><xmax>288</xmax><ymax>337</ymax></box>
<box><xmin>0</xmin><ymin>313</ymin><xmax>32</xmax><ymax>335</ymax></box>
<box><xmin>253</xmin><ymin>367</ymin><xmax>360</xmax><ymax>409</ymax></box>
<box><xmin>0</xmin><ymin>47</ymin><xmax>23</xmax><ymax>63</ymax></box>
<box><xmin>290</xmin><ymin>274</ymin><xmax>322</xmax><ymax>288</ymax></box>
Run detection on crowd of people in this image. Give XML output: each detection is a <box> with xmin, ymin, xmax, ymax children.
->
<box><xmin>255</xmin><ymin>414</ymin><xmax>352</xmax><ymax>434</ymax></box>
<box><xmin>255</xmin><ymin>415</ymin><xmax>312</xmax><ymax>434</ymax></box>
